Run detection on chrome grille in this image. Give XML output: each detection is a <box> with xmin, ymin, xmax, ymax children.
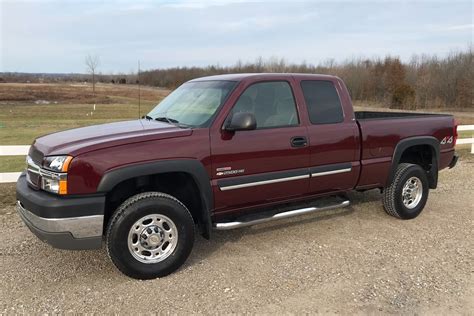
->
<box><xmin>26</xmin><ymin>146</ymin><xmax>44</xmax><ymax>189</ymax></box>
<box><xmin>28</xmin><ymin>146</ymin><xmax>43</xmax><ymax>165</ymax></box>
<box><xmin>26</xmin><ymin>156</ymin><xmax>41</xmax><ymax>188</ymax></box>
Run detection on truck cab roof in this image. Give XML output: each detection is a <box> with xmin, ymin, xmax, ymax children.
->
<box><xmin>190</xmin><ymin>73</ymin><xmax>339</xmax><ymax>82</ymax></box>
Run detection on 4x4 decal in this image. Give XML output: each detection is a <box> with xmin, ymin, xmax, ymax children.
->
<box><xmin>440</xmin><ymin>136</ymin><xmax>453</xmax><ymax>145</ymax></box>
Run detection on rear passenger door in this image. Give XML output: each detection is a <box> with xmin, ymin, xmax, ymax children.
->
<box><xmin>299</xmin><ymin>79</ymin><xmax>360</xmax><ymax>194</ymax></box>
<box><xmin>210</xmin><ymin>80</ymin><xmax>310</xmax><ymax>214</ymax></box>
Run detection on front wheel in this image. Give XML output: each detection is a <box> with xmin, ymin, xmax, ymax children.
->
<box><xmin>106</xmin><ymin>192</ymin><xmax>195</xmax><ymax>279</ymax></box>
<box><xmin>382</xmin><ymin>163</ymin><xmax>429</xmax><ymax>219</ymax></box>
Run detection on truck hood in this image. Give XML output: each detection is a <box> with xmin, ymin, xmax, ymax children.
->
<box><xmin>33</xmin><ymin>119</ymin><xmax>193</xmax><ymax>156</ymax></box>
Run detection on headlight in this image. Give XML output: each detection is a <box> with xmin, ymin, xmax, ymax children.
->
<box><xmin>40</xmin><ymin>155</ymin><xmax>73</xmax><ymax>194</ymax></box>
<box><xmin>43</xmin><ymin>156</ymin><xmax>73</xmax><ymax>172</ymax></box>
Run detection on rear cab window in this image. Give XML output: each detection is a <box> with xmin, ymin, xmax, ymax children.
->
<box><xmin>300</xmin><ymin>80</ymin><xmax>344</xmax><ymax>124</ymax></box>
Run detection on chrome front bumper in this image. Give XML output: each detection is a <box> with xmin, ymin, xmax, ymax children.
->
<box><xmin>16</xmin><ymin>173</ymin><xmax>105</xmax><ymax>250</ymax></box>
<box><xmin>17</xmin><ymin>201</ymin><xmax>104</xmax><ymax>250</ymax></box>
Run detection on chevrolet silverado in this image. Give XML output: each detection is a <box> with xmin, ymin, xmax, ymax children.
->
<box><xmin>16</xmin><ymin>73</ymin><xmax>459</xmax><ymax>279</ymax></box>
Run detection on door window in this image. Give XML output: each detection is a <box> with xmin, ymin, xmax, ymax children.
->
<box><xmin>231</xmin><ymin>81</ymin><xmax>299</xmax><ymax>129</ymax></box>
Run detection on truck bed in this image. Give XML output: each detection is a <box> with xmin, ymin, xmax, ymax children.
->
<box><xmin>355</xmin><ymin>111</ymin><xmax>450</xmax><ymax>120</ymax></box>
<box><xmin>354</xmin><ymin>111</ymin><xmax>455</xmax><ymax>189</ymax></box>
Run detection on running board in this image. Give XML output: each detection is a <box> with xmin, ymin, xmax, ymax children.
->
<box><xmin>213</xmin><ymin>199</ymin><xmax>350</xmax><ymax>230</ymax></box>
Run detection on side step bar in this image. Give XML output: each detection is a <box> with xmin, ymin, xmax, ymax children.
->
<box><xmin>214</xmin><ymin>200</ymin><xmax>350</xmax><ymax>230</ymax></box>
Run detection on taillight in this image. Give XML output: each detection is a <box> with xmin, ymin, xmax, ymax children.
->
<box><xmin>453</xmin><ymin>119</ymin><xmax>458</xmax><ymax>146</ymax></box>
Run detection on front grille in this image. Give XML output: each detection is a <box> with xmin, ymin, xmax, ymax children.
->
<box><xmin>28</xmin><ymin>146</ymin><xmax>44</xmax><ymax>165</ymax></box>
<box><xmin>26</xmin><ymin>162</ymin><xmax>40</xmax><ymax>189</ymax></box>
<box><xmin>27</xmin><ymin>146</ymin><xmax>44</xmax><ymax>189</ymax></box>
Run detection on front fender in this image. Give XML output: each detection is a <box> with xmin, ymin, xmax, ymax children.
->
<box><xmin>97</xmin><ymin>159</ymin><xmax>213</xmax><ymax>238</ymax></box>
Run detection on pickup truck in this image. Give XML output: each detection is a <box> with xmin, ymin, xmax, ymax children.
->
<box><xmin>16</xmin><ymin>73</ymin><xmax>459</xmax><ymax>279</ymax></box>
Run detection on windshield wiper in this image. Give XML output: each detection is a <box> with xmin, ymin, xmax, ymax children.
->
<box><xmin>154</xmin><ymin>116</ymin><xmax>191</xmax><ymax>129</ymax></box>
<box><xmin>155</xmin><ymin>116</ymin><xmax>179</xmax><ymax>124</ymax></box>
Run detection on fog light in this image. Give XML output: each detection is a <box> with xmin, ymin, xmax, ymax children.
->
<box><xmin>42</xmin><ymin>177</ymin><xmax>60</xmax><ymax>193</ymax></box>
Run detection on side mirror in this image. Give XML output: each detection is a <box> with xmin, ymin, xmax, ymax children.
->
<box><xmin>225</xmin><ymin>112</ymin><xmax>257</xmax><ymax>132</ymax></box>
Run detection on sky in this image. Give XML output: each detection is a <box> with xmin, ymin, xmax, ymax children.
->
<box><xmin>0</xmin><ymin>0</ymin><xmax>472</xmax><ymax>73</ymax></box>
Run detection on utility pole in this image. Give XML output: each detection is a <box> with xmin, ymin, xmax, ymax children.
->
<box><xmin>138</xmin><ymin>60</ymin><xmax>141</xmax><ymax>118</ymax></box>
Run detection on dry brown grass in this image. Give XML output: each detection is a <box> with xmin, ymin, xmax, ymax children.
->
<box><xmin>0</xmin><ymin>183</ymin><xmax>15</xmax><ymax>210</ymax></box>
<box><xmin>0</xmin><ymin>83</ymin><xmax>169</xmax><ymax>104</ymax></box>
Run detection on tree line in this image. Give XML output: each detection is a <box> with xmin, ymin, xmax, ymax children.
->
<box><xmin>140</xmin><ymin>48</ymin><xmax>472</xmax><ymax>110</ymax></box>
<box><xmin>1</xmin><ymin>47</ymin><xmax>471</xmax><ymax>110</ymax></box>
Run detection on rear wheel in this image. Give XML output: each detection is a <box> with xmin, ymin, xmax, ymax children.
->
<box><xmin>383</xmin><ymin>163</ymin><xmax>429</xmax><ymax>219</ymax></box>
<box><xmin>106</xmin><ymin>192</ymin><xmax>195</xmax><ymax>279</ymax></box>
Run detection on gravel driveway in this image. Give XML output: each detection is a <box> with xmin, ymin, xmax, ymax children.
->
<box><xmin>1</xmin><ymin>153</ymin><xmax>473</xmax><ymax>314</ymax></box>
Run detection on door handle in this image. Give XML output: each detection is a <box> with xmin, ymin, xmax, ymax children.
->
<box><xmin>291</xmin><ymin>136</ymin><xmax>308</xmax><ymax>148</ymax></box>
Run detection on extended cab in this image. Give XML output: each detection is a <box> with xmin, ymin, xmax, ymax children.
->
<box><xmin>16</xmin><ymin>74</ymin><xmax>459</xmax><ymax>279</ymax></box>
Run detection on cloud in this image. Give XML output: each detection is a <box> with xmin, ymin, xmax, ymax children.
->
<box><xmin>161</xmin><ymin>0</ymin><xmax>258</xmax><ymax>10</ymax></box>
<box><xmin>440</xmin><ymin>24</ymin><xmax>474</xmax><ymax>31</ymax></box>
<box><xmin>1</xmin><ymin>0</ymin><xmax>472</xmax><ymax>73</ymax></box>
<box><xmin>220</xmin><ymin>11</ymin><xmax>319</xmax><ymax>31</ymax></box>
<box><xmin>428</xmin><ymin>23</ymin><xmax>474</xmax><ymax>32</ymax></box>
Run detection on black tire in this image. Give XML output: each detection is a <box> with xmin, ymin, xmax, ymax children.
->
<box><xmin>382</xmin><ymin>163</ymin><xmax>429</xmax><ymax>219</ymax></box>
<box><xmin>106</xmin><ymin>192</ymin><xmax>195</xmax><ymax>279</ymax></box>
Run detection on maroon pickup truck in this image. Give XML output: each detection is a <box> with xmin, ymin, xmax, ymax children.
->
<box><xmin>16</xmin><ymin>73</ymin><xmax>458</xmax><ymax>279</ymax></box>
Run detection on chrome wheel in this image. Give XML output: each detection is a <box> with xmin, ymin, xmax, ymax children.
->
<box><xmin>127</xmin><ymin>214</ymin><xmax>178</xmax><ymax>264</ymax></box>
<box><xmin>402</xmin><ymin>176</ymin><xmax>423</xmax><ymax>209</ymax></box>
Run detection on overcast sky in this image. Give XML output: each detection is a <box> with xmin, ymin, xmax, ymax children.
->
<box><xmin>0</xmin><ymin>0</ymin><xmax>472</xmax><ymax>73</ymax></box>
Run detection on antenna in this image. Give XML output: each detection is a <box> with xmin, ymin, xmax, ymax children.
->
<box><xmin>138</xmin><ymin>60</ymin><xmax>141</xmax><ymax>118</ymax></box>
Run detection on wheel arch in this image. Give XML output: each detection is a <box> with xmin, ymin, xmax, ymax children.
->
<box><xmin>97</xmin><ymin>159</ymin><xmax>213</xmax><ymax>239</ymax></box>
<box><xmin>387</xmin><ymin>136</ymin><xmax>440</xmax><ymax>189</ymax></box>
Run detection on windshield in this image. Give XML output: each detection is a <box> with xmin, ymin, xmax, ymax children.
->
<box><xmin>147</xmin><ymin>80</ymin><xmax>237</xmax><ymax>127</ymax></box>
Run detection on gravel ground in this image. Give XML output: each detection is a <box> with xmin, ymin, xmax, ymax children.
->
<box><xmin>0</xmin><ymin>153</ymin><xmax>473</xmax><ymax>314</ymax></box>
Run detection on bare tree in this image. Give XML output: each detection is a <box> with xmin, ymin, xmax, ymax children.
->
<box><xmin>85</xmin><ymin>54</ymin><xmax>100</xmax><ymax>93</ymax></box>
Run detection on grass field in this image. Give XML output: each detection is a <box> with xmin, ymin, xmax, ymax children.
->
<box><xmin>0</xmin><ymin>83</ymin><xmax>169</xmax><ymax>144</ymax></box>
<box><xmin>0</xmin><ymin>83</ymin><xmax>473</xmax><ymax>173</ymax></box>
<box><xmin>0</xmin><ymin>83</ymin><xmax>170</xmax><ymax>172</ymax></box>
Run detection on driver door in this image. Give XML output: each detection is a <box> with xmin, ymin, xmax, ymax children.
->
<box><xmin>210</xmin><ymin>79</ymin><xmax>310</xmax><ymax>215</ymax></box>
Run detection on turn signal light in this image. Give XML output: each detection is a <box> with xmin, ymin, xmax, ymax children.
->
<box><xmin>59</xmin><ymin>180</ymin><xmax>68</xmax><ymax>195</ymax></box>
